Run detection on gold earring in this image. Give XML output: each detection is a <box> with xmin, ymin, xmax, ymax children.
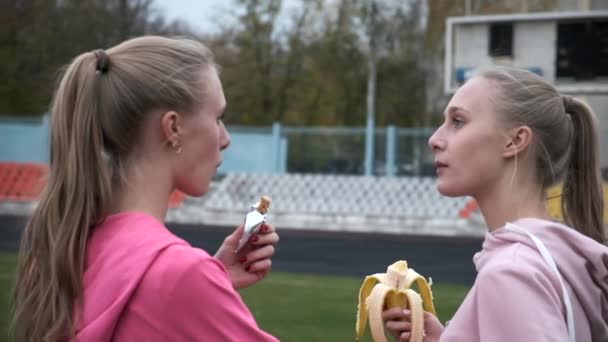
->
<box><xmin>171</xmin><ymin>141</ymin><xmax>182</xmax><ymax>154</ymax></box>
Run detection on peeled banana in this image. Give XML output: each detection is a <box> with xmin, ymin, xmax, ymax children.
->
<box><xmin>356</xmin><ymin>260</ymin><xmax>436</xmax><ymax>342</ymax></box>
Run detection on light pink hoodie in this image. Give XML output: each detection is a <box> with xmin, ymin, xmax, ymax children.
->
<box><xmin>441</xmin><ymin>218</ymin><xmax>608</xmax><ymax>341</ymax></box>
<box><xmin>72</xmin><ymin>212</ymin><xmax>279</xmax><ymax>341</ymax></box>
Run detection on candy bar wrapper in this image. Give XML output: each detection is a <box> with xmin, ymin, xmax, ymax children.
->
<box><xmin>235</xmin><ymin>196</ymin><xmax>271</xmax><ymax>252</ymax></box>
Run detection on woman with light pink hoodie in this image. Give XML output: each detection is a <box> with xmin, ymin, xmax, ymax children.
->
<box><xmin>384</xmin><ymin>67</ymin><xmax>608</xmax><ymax>341</ymax></box>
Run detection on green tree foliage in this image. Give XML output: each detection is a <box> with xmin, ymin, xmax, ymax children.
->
<box><xmin>1</xmin><ymin>0</ymin><xmax>190</xmax><ymax>116</ymax></box>
<box><xmin>3</xmin><ymin>0</ymin><xmax>558</xmax><ymax>125</ymax></box>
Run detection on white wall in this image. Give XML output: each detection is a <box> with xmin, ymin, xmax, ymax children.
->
<box><xmin>453</xmin><ymin>23</ymin><xmax>491</xmax><ymax>84</ymax></box>
<box><xmin>513</xmin><ymin>21</ymin><xmax>557</xmax><ymax>82</ymax></box>
<box><xmin>453</xmin><ymin>21</ymin><xmax>557</xmax><ymax>85</ymax></box>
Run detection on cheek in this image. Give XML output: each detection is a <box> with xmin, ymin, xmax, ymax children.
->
<box><xmin>193</xmin><ymin>122</ymin><xmax>220</xmax><ymax>154</ymax></box>
<box><xmin>183</xmin><ymin>124</ymin><xmax>218</xmax><ymax>172</ymax></box>
<box><xmin>437</xmin><ymin>134</ymin><xmax>502</xmax><ymax>196</ymax></box>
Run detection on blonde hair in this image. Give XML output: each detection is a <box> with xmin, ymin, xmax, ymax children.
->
<box><xmin>12</xmin><ymin>36</ymin><xmax>216</xmax><ymax>341</ymax></box>
<box><xmin>478</xmin><ymin>67</ymin><xmax>605</xmax><ymax>243</ymax></box>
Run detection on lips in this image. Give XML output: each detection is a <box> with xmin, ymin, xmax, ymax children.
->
<box><xmin>435</xmin><ymin>161</ymin><xmax>448</xmax><ymax>168</ymax></box>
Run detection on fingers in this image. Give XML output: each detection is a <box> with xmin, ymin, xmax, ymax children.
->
<box><xmin>225</xmin><ymin>222</ymin><xmax>274</xmax><ymax>244</ymax></box>
<box><xmin>386</xmin><ymin>320</ymin><xmax>411</xmax><ymax>333</ymax></box>
<box><xmin>258</xmin><ymin>222</ymin><xmax>276</xmax><ymax>234</ymax></box>
<box><xmin>383</xmin><ymin>308</ymin><xmax>411</xmax><ymax>341</ymax></box>
<box><xmin>383</xmin><ymin>309</ymin><xmax>444</xmax><ymax>342</ymax></box>
<box><xmin>244</xmin><ymin>244</ymin><xmax>275</xmax><ymax>263</ymax></box>
<box><xmin>399</xmin><ymin>332</ymin><xmax>411</xmax><ymax>342</ymax></box>
<box><xmin>382</xmin><ymin>307</ymin><xmax>408</xmax><ymax>321</ymax></box>
<box><xmin>246</xmin><ymin>223</ymin><xmax>279</xmax><ymax>248</ymax></box>
<box><xmin>246</xmin><ymin>258</ymin><xmax>272</xmax><ymax>273</ymax></box>
<box><xmin>250</xmin><ymin>230</ymin><xmax>279</xmax><ymax>246</ymax></box>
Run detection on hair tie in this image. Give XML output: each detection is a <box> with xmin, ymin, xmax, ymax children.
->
<box><xmin>562</xmin><ymin>95</ymin><xmax>574</xmax><ymax>114</ymax></box>
<box><xmin>93</xmin><ymin>49</ymin><xmax>110</xmax><ymax>74</ymax></box>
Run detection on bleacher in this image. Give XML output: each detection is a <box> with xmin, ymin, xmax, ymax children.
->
<box><xmin>0</xmin><ymin>162</ymin><xmax>186</xmax><ymax>213</ymax></box>
<box><xmin>0</xmin><ymin>119</ymin><xmax>486</xmax><ymax>236</ymax></box>
<box><xmin>166</xmin><ymin>173</ymin><xmax>484</xmax><ymax>236</ymax></box>
<box><xmin>202</xmin><ymin>173</ymin><xmax>470</xmax><ymax>218</ymax></box>
<box><xmin>0</xmin><ymin>162</ymin><xmax>484</xmax><ymax>236</ymax></box>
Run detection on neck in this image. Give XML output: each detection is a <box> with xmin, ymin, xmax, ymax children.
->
<box><xmin>475</xmin><ymin>164</ymin><xmax>551</xmax><ymax>231</ymax></box>
<box><xmin>109</xmin><ymin>158</ymin><xmax>172</xmax><ymax>223</ymax></box>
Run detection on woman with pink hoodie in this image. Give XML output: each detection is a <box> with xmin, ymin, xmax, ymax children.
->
<box><xmin>384</xmin><ymin>67</ymin><xmax>608</xmax><ymax>341</ymax></box>
<box><xmin>11</xmin><ymin>36</ymin><xmax>280</xmax><ymax>341</ymax></box>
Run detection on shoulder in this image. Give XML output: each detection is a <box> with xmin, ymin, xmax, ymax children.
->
<box><xmin>147</xmin><ymin>244</ymin><xmax>229</xmax><ymax>290</ymax></box>
<box><xmin>478</xmin><ymin>243</ymin><xmax>552</xmax><ymax>283</ymax></box>
<box><xmin>132</xmin><ymin>244</ymin><xmax>234</xmax><ymax>314</ymax></box>
<box><xmin>90</xmin><ymin>212</ymin><xmax>185</xmax><ymax>249</ymax></box>
<box><xmin>475</xmin><ymin>245</ymin><xmax>562</xmax><ymax>304</ymax></box>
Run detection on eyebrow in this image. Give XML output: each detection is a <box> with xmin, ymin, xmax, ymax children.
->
<box><xmin>445</xmin><ymin>106</ymin><xmax>470</xmax><ymax>116</ymax></box>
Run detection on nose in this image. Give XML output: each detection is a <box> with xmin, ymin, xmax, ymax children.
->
<box><xmin>428</xmin><ymin>128</ymin><xmax>445</xmax><ymax>153</ymax></box>
<box><xmin>220</xmin><ymin>124</ymin><xmax>231</xmax><ymax>151</ymax></box>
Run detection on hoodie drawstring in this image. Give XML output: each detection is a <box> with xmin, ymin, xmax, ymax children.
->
<box><xmin>505</xmin><ymin>223</ymin><xmax>576</xmax><ymax>342</ymax></box>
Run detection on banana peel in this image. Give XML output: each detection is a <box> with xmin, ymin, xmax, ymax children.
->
<box><xmin>356</xmin><ymin>260</ymin><xmax>435</xmax><ymax>342</ymax></box>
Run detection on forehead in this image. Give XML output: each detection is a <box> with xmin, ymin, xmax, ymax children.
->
<box><xmin>204</xmin><ymin>68</ymin><xmax>225</xmax><ymax>105</ymax></box>
<box><xmin>448</xmin><ymin>77</ymin><xmax>497</xmax><ymax>114</ymax></box>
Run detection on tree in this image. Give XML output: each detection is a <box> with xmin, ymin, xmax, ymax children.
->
<box><xmin>1</xmin><ymin>0</ymin><xmax>194</xmax><ymax>116</ymax></box>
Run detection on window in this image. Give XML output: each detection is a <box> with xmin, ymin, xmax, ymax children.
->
<box><xmin>489</xmin><ymin>22</ymin><xmax>513</xmax><ymax>57</ymax></box>
<box><xmin>556</xmin><ymin>19</ymin><xmax>608</xmax><ymax>80</ymax></box>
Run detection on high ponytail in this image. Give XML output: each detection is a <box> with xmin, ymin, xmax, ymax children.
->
<box><xmin>478</xmin><ymin>67</ymin><xmax>605</xmax><ymax>244</ymax></box>
<box><xmin>12</xmin><ymin>51</ymin><xmax>113</xmax><ymax>342</ymax></box>
<box><xmin>561</xmin><ymin>96</ymin><xmax>605</xmax><ymax>244</ymax></box>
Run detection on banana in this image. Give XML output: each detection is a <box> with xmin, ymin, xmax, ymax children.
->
<box><xmin>356</xmin><ymin>260</ymin><xmax>436</xmax><ymax>342</ymax></box>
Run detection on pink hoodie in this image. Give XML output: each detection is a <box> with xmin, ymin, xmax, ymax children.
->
<box><xmin>441</xmin><ymin>218</ymin><xmax>608</xmax><ymax>341</ymax></box>
<box><xmin>72</xmin><ymin>212</ymin><xmax>279</xmax><ymax>341</ymax></box>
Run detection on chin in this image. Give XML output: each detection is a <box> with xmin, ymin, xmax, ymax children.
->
<box><xmin>179</xmin><ymin>183</ymin><xmax>209</xmax><ymax>198</ymax></box>
<box><xmin>191</xmin><ymin>186</ymin><xmax>209</xmax><ymax>197</ymax></box>
<box><xmin>436</xmin><ymin>180</ymin><xmax>467</xmax><ymax>198</ymax></box>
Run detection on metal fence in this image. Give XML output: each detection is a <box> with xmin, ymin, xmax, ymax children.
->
<box><xmin>222</xmin><ymin>124</ymin><xmax>436</xmax><ymax>176</ymax></box>
<box><xmin>6</xmin><ymin>118</ymin><xmax>608</xmax><ymax>178</ymax></box>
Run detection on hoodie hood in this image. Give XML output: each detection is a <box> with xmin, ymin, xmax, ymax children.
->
<box><xmin>72</xmin><ymin>212</ymin><xmax>187</xmax><ymax>341</ymax></box>
<box><xmin>474</xmin><ymin>218</ymin><xmax>608</xmax><ymax>340</ymax></box>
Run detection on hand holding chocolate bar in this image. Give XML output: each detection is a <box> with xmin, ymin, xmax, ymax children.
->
<box><xmin>236</xmin><ymin>195</ymin><xmax>272</xmax><ymax>252</ymax></box>
<box><xmin>213</xmin><ymin>195</ymin><xmax>278</xmax><ymax>289</ymax></box>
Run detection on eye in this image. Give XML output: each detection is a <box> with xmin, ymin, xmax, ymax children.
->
<box><xmin>452</xmin><ymin>117</ymin><xmax>464</xmax><ymax>128</ymax></box>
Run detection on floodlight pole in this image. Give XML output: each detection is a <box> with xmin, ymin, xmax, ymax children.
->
<box><xmin>364</xmin><ymin>1</ymin><xmax>378</xmax><ymax>177</ymax></box>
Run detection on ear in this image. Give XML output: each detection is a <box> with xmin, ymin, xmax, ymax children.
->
<box><xmin>160</xmin><ymin>111</ymin><xmax>181</xmax><ymax>145</ymax></box>
<box><xmin>503</xmin><ymin>126</ymin><xmax>533</xmax><ymax>158</ymax></box>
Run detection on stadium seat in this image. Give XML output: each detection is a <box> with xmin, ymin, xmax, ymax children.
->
<box><xmin>0</xmin><ymin>162</ymin><xmax>48</xmax><ymax>201</ymax></box>
<box><xmin>0</xmin><ymin>162</ymin><xmax>187</xmax><ymax>208</ymax></box>
<box><xmin>192</xmin><ymin>173</ymin><xmax>473</xmax><ymax>219</ymax></box>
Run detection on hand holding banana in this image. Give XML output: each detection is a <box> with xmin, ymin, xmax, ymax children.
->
<box><xmin>383</xmin><ymin>307</ymin><xmax>444</xmax><ymax>342</ymax></box>
<box><xmin>356</xmin><ymin>260</ymin><xmax>436</xmax><ymax>342</ymax></box>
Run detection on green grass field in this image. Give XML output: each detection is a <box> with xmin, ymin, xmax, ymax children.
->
<box><xmin>0</xmin><ymin>253</ymin><xmax>469</xmax><ymax>341</ymax></box>
<box><xmin>0</xmin><ymin>253</ymin><xmax>16</xmax><ymax>342</ymax></box>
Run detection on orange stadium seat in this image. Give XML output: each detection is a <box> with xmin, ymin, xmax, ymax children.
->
<box><xmin>0</xmin><ymin>162</ymin><xmax>48</xmax><ymax>201</ymax></box>
<box><xmin>459</xmin><ymin>200</ymin><xmax>478</xmax><ymax>219</ymax></box>
<box><xmin>0</xmin><ymin>162</ymin><xmax>187</xmax><ymax>208</ymax></box>
<box><xmin>168</xmin><ymin>190</ymin><xmax>187</xmax><ymax>209</ymax></box>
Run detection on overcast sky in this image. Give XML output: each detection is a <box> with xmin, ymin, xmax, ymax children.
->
<box><xmin>153</xmin><ymin>0</ymin><xmax>310</xmax><ymax>36</ymax></box>
<box><xmin>153</xmin><ymin>0</ymin><xmax>239</xmax><ymax>35</ymax></box>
